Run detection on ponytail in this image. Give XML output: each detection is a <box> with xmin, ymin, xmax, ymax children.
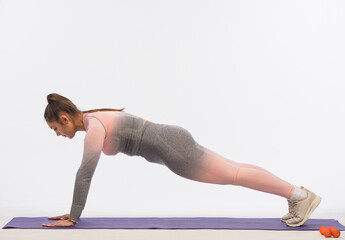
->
<box><xmin>44</xmin><ymin>93</ymin><xmax>125</xmax><ymax>123</ymax></box>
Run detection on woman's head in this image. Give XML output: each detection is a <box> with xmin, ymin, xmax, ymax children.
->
<box><xmin>44</xmin><ymin>93</ymin><xmax>125</xmax><ymax>139</ymax></box>
<box><xmin>44</xmin><ymin>93</ymin><xmax>83</xmax><ymax>139</ymax></box>
<box><xmin>44</xmin><ymin>93</ymin><xmax>81</xmax><ymax>123</ymax></box>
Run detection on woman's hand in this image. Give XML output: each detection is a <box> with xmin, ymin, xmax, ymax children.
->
<box><xmin>42</xmin><ymin>214</ymin><xmax>76</xmax><ymax>227</ymax></box>
<box><xmin>42</xmin><ymin>219</ymin><xmax>76</xmax><ymax>227</ymax></box>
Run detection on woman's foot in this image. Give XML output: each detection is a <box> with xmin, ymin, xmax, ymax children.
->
<box><xmin>282</xmin><ymin>185</ymin><xmax>307</xmax><ymax>222</ymax></box>
<box><xmin>285</xmin><ymin>187</ymin><xmax>322</xmax><ymax>227</ymax></box>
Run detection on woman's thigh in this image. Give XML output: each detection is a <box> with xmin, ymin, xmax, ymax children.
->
<box><xmin>152</xmin><ymin>124</ymin><xmax>239</xmax><ymax>184</ymax></box>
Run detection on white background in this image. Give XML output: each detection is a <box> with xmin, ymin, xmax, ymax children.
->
<box><xmin>0</xmin><ymin>0</ymin><xmax>344</xmax><ymax>220</ymax></box>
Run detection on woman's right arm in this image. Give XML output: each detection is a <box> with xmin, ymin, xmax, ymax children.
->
<box><xmin>68</xmin><ymin>117</ymin><xmax>106</xmax><ymax>222</ymax></box>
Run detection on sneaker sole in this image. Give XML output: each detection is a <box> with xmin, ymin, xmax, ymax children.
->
<box><xmin>281</xmin><ymin>215</ymin><xmax>294</xmax><ymax>222</ymax></box>
<box><xmin>286</xmin><ymin>195</ymin><xmax>322</xmax><ymax>227</ymax></box>
<box><xmin>281</xmin><ymin>217</ymin><xmax>292</xmax><ymax>223</ymax></box>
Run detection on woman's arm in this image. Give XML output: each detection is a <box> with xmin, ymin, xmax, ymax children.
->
<box><xmin>69</xmin><ymin>116</ymin><xmax>106</xmax><ymax>222</ymax></box>
<box><xmin>42</xmin><ymin>117</ymin><xmax>106</xmax><ymax>227</ymax></box>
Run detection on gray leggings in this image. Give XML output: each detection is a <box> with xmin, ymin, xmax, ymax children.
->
<box><xmin>122</xmin><ymin>118</ymin><xmax>294</xmax><ymax>199</ymax></box>
<box><xmin>136</xmin><ymin>121</ymin><xmax>207</xmax><ymax>180</ymax></box>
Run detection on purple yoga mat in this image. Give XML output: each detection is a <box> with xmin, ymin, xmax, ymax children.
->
<box><xmin>3</xmin><ymin>217</ymin><xmax>345</xmax><ymax>230</ymax></box>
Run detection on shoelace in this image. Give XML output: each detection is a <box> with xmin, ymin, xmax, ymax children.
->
<box><xmin>289</xmin><ymin>200</ymin><xmax>299</xmax><ymax>217</ymax></box>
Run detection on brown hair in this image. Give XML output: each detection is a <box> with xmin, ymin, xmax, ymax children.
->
<box><xmin>44</xmin><ymin>93</ymin><xmax>125</xmax><ymax>123</ymax></box>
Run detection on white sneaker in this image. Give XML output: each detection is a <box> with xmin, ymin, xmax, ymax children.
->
<box><xmin>285</xmin><ymin>187</ymin><xmax>322</xmax><ymax>227</ymax></box>
<box><xmin>281</xmin><ymin>199</ymin><xmax>294</xmax><ymax>222</ymax></box>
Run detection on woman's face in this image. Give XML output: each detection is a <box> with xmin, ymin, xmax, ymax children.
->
<box><xmin>47</xmin><ymin>114</ymin><xmax>76</xmax><ymax>139</ymax></box>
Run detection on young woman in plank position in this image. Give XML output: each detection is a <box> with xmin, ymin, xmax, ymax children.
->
<box><xmin>42</xmin><ymin>93</ymin><xmax>321</xmax><ymax>228</ymax></box>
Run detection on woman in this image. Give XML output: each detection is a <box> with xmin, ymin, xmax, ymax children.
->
<box><xmin>42</xmin><ymin>93</ymin><xmax>321</xmax><ymax>228</ymax></box>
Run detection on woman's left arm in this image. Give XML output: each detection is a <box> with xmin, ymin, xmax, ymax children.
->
<box><xmin>43</xmin><ymin>117</ymin><xmax>106</xmax><ymax>227</ymax></box>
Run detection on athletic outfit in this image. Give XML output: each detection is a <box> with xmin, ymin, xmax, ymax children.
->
<box><xmin>69</xmin><ymin>111</ymin><xmax>304</xmax><ymax>222</ymax></box>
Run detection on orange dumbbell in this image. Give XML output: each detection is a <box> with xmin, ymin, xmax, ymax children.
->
<box><xmin>319</xmin><ymin>226</ymin><xmax>332</xmax><ymax>238</ymax></box>
<box><xmin>328</xmin><ymin>226</ymin><xmax>341</xmax><ymax>238</ymax></box>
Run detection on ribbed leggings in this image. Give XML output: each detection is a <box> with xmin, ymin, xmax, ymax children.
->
<box><xmin>136</xmin><ymin>121</ymin><xmax>294</xmax><ymax>199</ymax></box>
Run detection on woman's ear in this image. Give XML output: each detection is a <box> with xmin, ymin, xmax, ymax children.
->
<box><xmin>60</xmin><ymin>114</ymin><xmax>69</xmax><ymax>124</ymax></box>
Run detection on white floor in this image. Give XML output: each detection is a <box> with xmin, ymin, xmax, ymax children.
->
<box><xmin>1</xmin><ymin>217</ymin><xmax>344</xmax><ymax>240</ymax></box>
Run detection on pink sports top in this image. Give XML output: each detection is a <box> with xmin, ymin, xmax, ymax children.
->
<box><xmin>69</xmin><ymin>111</ymin><xmax>146</xmax><ymax>220</ymax></box>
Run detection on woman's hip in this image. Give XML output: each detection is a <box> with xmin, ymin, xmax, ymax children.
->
<box><xmin>137</xmin><ymin>121</ymin><xmax>205</xmax><ymax>167</ymax></box>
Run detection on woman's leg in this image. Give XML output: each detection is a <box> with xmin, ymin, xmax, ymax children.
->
<box><xmin>140</xmin><ymin>122</ymin><xmax>320</xmax><ymax>227</ymax></box>
<box><xmin>192</xmin><ymin>146</ymin><xmax>295</xmax><ymax>199</ymax></box>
